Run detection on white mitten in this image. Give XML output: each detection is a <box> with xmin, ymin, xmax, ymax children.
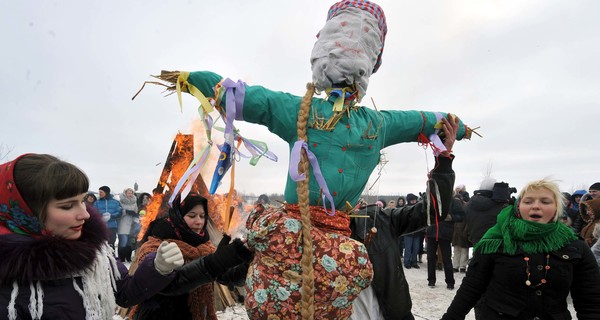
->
<box><xmin>154</xmin><ymin>241</ymin><xmax>184</xmax><ymax>275</ymax></box>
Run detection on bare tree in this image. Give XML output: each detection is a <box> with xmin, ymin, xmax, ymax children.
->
<box><xmin>0</xmin><ymin>143</ymin><xmax>13</xmax><ymax>161</ymax></box>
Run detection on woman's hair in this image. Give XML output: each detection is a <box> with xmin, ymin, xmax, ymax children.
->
<box><xmin>517</xmin><ymin>178</ymin><xmax>564</xmax><ymax>221</ymax></box>
<box><xmin>86</xmin><ymin>192</ymin><xmax>97</xmax><ymax>202</ymax></box>
<box><xmin>13</xmin><ymin>154</ymin><xmax>89</xmax><ymax>226</ymax></box>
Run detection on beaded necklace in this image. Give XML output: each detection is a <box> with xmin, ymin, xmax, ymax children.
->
<box><xmin>524</xmin><ymin>254</ymin><xmax>550</xmax><ymax>287</ymax></box>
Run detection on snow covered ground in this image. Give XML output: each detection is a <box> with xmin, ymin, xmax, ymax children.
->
<box><xmin>215</xmin><ymin>261</ymin><xmax>474</xmax><ymax>320</ymax></box>
<box><xmin>216</xmin><ymin>260</ymin><xmax>577</xmax><ymax>320</ymax></box>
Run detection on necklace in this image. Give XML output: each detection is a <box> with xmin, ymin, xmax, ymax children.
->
<box><xmin>524</xmin><ymin>254</ymin><xmax>550</xmax><ymax>287</ymax></box>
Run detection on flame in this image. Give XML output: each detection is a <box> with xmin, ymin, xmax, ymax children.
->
<box><xmin>137</xmin><ymin>125</ymin><xmax>249</xmax><ymax>241</ymax></box>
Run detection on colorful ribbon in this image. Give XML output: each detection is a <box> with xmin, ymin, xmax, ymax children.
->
<box><xmin>289</xmin><ymin>140</ymin><xmax>335</xmax><ymax>216</ymax></box>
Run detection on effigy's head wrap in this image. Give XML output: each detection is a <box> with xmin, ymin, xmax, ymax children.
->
<box><xmin>311</xmin><ymin>0</ymin><xmax>387</xmax><ymax>100</ymax></box>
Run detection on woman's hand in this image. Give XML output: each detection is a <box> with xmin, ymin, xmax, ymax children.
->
<box><xmin>440</xmin><ymin>114</ymin><xmax>460</xmax><ymax>156</ymax></box>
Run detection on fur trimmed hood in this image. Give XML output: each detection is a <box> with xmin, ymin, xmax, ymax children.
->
<box><xmin>0</xmin><ymin>205</ymin><xmax>108</xmax><ymax>285</ymax></box>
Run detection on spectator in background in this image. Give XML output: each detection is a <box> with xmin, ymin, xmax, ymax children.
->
<box><xmin>396</xmin><ymin>196</ymin><xmax>407</xmax><ymax>256</ymax></box>
<box><xmin>568</xmin><ymin>189</ymin><xmax>587</xmax><ymax>233</ymax></box>
<box><xmin>465</xmin><ymin>178</ymin><xmax>508</xmax><ymax>246</ymax></box>
<box><xmin>118</xmin><ymin>188</ymin><xmax>138</xmax><ymax>262</ymax></box>
<box><xmin>404</xmin><ymin>193</ymin><xmax>422</xmax><ymax>269</ymax></box>
<box><xmin>138</xmin><ymin>192</ymin><xmax>152</xmax><ymax>217</ymax></box>
<box><xmin>580</xmin><ymin>198</ymin><xmax>600</xmax><ymax>247</ymax></box>
<box><xmin>85</xmin><ymin>192</ymin><xmax>97</xmax><ymax>205</ymax></box>
<box><xmin>426</xmin><ymin>196</ymin><xmax>464</xmax><ymax>289</ymax></box>
<box><xmin>576</xmin><ymin>183</ymin><xmax>600</xmax><ymax>232</ymax></box>
<box><xmin>254</xmin><ymin>194</ymin><xmax>270</xmax><ymax>215</ymax></box>
<box><xmin>455</xmin><ymin>184</ymin><xmax>470</xmax><ymax>203</ymax></box>
<box><xmin>589</xmin><ymin>182</ymin><xmax>600</xmax><ymax>199</ymax></box>
<box><xmin>388</xmin><ymin>199</ymin><xmax>396</xmax><ymax>208</ymax></box>
<box><xmin>591</xmin><ymin>224</ymin><xmax>600</xmax><ymax>268</ymax></box>
<box><xmin>396</xmin><ymin>196</ymin><xmax>406</xmax><ymax>208</ymax></box>
<box><xmin>452</xmin><ymin>192</ymin><xmax>470</xmax><ymax>273</ymax></box>
<box><xmin>406</xmin><ymin>193</ymin><xmax>418</xmax><ymax>205</ymax></box>
<box><xmin>376</xmin><ymin>199</ymin><xmax>387</xmax><ymax>208</ymax></box>
<box><xmin>94</xmin><ymin>185</ymin><xmax>122</xmax><ymax>250</ymax></box>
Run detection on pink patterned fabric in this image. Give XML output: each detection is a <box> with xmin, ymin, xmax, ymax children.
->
<box><xmin>327</xmin><ymin>0</ymin><xmax>387</xmax><ymax>73</ymax></box>
<box><xmin>245</xmin><ymin>205</ymin><xmax>373</xmax><ymax>319</ymax></box>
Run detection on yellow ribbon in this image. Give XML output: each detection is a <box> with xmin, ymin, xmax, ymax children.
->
<box><xmin>176</xmin><ymin>71</ymin><xmax>214</xmax><ymax>114</ymax></box>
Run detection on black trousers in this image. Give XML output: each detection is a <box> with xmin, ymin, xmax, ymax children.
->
<box><xmin>426</xmin><ymin>237</ymin><xmax>455</xmax><ymax>285</ymax></box>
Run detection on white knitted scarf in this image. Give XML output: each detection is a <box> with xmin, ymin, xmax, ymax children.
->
<box><xmin>7</xmin><ymin>243</ymin><xmax>121</xmax><ymax>320</ymax></box>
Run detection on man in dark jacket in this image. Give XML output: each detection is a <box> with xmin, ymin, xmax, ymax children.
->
<box><xmin>465</xmin><ymin>179</ymin><xmax>511</xmax><ymax>245</ymax></box>
<box><xmin>350</xmin><ymin>154</ymin><xmax>456</xmax><ymax>320</ymax></box>
<box><xmin>426</xmin><ymin>197</ymin><xmax>464</xmax><ymax>289</ymax></box>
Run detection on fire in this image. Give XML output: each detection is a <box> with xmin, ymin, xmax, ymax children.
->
<box><xmin>137</xmin><ymin>128</ymin><xmax>249</xmax><ymax>241</ymax></box>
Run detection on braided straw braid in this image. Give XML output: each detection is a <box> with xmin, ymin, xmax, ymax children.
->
<box><xmin>298</xmin><ymin>83</ymin><xmax>316</xmax><ymax>320</ymax></box>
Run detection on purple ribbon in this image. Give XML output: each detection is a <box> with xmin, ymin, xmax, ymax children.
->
<box><xmin>289</xmin><ymin>140</ymin><xmax>336</xmax><ymax>215</ymax></box>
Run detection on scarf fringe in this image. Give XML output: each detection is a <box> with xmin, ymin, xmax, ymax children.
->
<box><xmin>6</xmin><ymin>242</ymin><xmax>120</xmax><ymax>320</ymax></box>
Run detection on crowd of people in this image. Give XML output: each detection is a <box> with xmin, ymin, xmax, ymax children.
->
<box><xmin>2</xmin><ymin>153</ymin><xmax>599</xmax><ymax>320</ymax></box>
<box><xmin>2</xmin><ymin>0</ymin><xmax>600</xmax><ymax>319</ymax></box>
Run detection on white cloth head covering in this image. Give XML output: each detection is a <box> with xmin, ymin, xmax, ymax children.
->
<box><xmin>311</xmin><ymin>7</ymin><xmax>383</xmax><ymax>100</ymax></box>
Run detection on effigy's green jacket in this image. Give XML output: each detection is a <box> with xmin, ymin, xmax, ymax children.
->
<box><xmin>186</xmin><ymin>71</ymin><xmax>466</xmax><ymax>209</ymax></box>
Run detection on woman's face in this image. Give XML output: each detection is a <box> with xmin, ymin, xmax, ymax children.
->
<box><xmin>45</xmin><ymin>193</ymin><xmax>90</xmax><ymax>239</ymax></box>
<box><xmin>86</xmin><ymin>195</ymin><xmax>95</xmax><ymax>203</ymax></box>
<box><xmin>398</xmin><ymin>199</ymin><xmax>405</xmax><ymax>206</ymax></box>
<box><xmin>126</xmin><ymin>189</ymin><xmax>134</xmax><ymax>197</ymax></box>
<box><xmin>518</xmin><ymin>188</ymin><xmax>557</xmax><ymax>224</ymax></box>
<box><xmin>184</xmin><ymin>204</ymin><xmax>206</xmax><ymax>234</ymax></box>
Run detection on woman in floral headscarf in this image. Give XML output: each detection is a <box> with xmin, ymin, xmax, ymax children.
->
<box><xmin>0</xmin><ymin>154</ymin><xmax>184</xmax><ymax>319</ymax></box>
<box><xmin>128</xmin><ymin>192</ymin><xmax>253</xmax><ymax>320</ymax></box>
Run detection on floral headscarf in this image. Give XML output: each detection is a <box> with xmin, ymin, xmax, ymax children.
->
<box><xmin>0</xmin><ymin>154</ymin><xmax>43</xmax><ymax>236</ymax></box>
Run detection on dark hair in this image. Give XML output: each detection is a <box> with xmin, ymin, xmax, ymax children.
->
<box><xmin>86</xmin><ymin>193</ymin><xmax>97</xmax><ymax>202</ymax></box>
<box><xmin>13</xmin><ymin>154</ymin><xmax>89</xmax><ymax>225</ymax></box>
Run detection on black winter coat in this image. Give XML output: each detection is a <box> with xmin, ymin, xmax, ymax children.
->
<box><xmin>350</xmin><ymin>155</ymin><xmax>455</xmax><ymax>320</ymax></box>
<box><xmin>427</xmin><ymin>198</ymin><xmax>464</xmax><ymax>241</ymax></box>
<box><xmin>442</xmin><ymin>240</ymin><xmax>600</xmax><ymax>320</ymax></box>
<box><xmin>0</xmin><ymin>210</ymin><xmax>174</xmax><ymax>320</ymax></box>
<box><xmin>465</xmin><ymin>192</ymin><xmax>507</xmax><ymax>245</ymax></box>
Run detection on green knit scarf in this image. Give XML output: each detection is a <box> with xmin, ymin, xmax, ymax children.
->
<box><xmin>475</xmin><ymin>205</ymin><xmax>578</xmax><ymax>255</ymax></box>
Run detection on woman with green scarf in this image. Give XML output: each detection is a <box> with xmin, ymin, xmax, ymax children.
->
<box><xmin>442</xmin><ymin>179</ymin><xmax>600</xmax><ymax>320</ymax></box>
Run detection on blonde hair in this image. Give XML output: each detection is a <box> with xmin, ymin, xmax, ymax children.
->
<box><xmin>517</xmin><ymin>178</ymin><xmax>564</xmax><ymax>221</ymax></box>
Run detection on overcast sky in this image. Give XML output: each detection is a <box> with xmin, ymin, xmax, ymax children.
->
<box><xmin>1</xmin><ymin>0</ymin><xmax>599</xmax><ymax>199</ymax></box>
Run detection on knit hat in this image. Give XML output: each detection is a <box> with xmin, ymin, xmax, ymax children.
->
<box><xmin>406</xmin><ymin>193</ymin><xmax>418</xmax><ymax>202</ymax></box>
<box><xmin>326</xmin><ymin>0</ymin><xmax>387</xmax><ymax>73</ymax></box>
<box><xmin>99</xmin><ymin>186</ymin><xmax>111</xmax><ymax>195</ymax></box>
<box><xmin>0</xmin><ymin>154</ymin><xmax>42</xmax><ymax>235</ymax></box>
<box><xmin>479</xmin><ymin>177</ymin><xmax>496</xmax><ymax>191</ymax></box>
<box><xmin>589</xmin><ymin>182</ymin><xmax>600</xmax><ymax>191</ymax></box>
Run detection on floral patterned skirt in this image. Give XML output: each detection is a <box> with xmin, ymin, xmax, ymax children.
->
<box><xmin>245</xmin><ymin>205</ymin><xmax>373</xmax><ymax>319</ymax></box>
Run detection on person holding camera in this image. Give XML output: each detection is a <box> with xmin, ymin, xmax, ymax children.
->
<box><xmin>465</xmin><ymin>178</ymin><xmax>514</xmax><ymax>246</ymax></box>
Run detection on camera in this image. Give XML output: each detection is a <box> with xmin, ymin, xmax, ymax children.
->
<box><xmin>491</xmin><ymin>182</ymin><xmax>517</xmax><ymax>203</ymax></box>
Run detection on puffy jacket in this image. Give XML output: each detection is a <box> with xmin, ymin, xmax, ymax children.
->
<box><xmin>94</xmin><ymin>195</ymin><xmax>122</xmax><ymax>229</ymax></box>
